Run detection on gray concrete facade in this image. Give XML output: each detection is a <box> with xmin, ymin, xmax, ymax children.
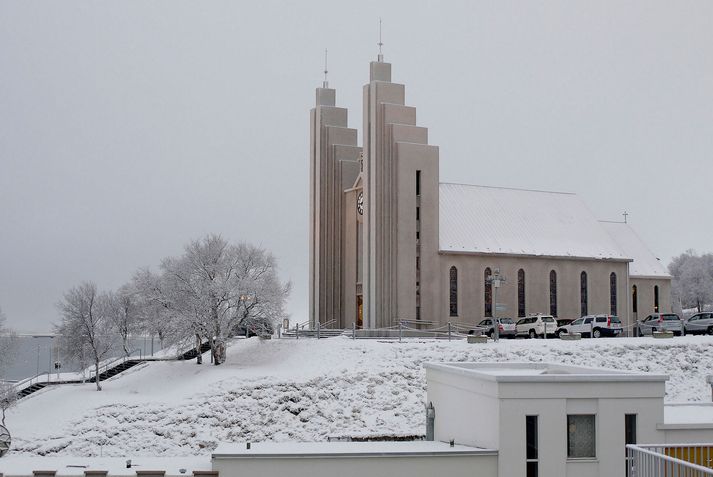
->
<box><xmin>308</xmin><ymin>58</ymin><xmax>671</xmax><ymax>330</ymax></box>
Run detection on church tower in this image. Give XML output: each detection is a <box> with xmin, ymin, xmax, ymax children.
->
<box><xmin>308</xmin><ymin>65</ymin><xmax>361</xmax><ymax>328</ymax></box>
<box><xmin>359</xmin><ymin>55</ymin><xmax>441</xmax><ymax>328</ymax></box>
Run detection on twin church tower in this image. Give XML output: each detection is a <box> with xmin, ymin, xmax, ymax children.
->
<box><xmin>309</xmin><ymin>52</ymin><xmax>671</xmax><ymax>332</ymax></box>
<box><xmin>309</xmin><ymin>54</ymin><xmax>440</xmax><ymax>329</ymax></box>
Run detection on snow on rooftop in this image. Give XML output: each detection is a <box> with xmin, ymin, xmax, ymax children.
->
<box><xmin>425</xmin><ymin>362</ymin><xmax>669</xmax><ymax>383</ymax></box>
<box><xmin>213</xmin><ymin>441</ymin><xmax>495</xmax><ymax>457</ymax></box>
<box><xmin>439</xmin><ymin>183</ymin><xmax>630</xmax><ymax>260</ymax></box>
<box><xmin>600</xmin><ymin>220</ymin><xmax>671</xmax><ymax>278</ymax></box>
<box><xmin>0</xmin><ymin>456</ymin><xmax>210</xmax><ymax>476</ymax></box>
<box><xmin>664</xmin><ymin>403</ymin><xmax>713</xmax><ymax>427</ymax></box>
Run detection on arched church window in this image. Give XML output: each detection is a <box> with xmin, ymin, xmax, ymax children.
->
<box><xmin>518</xmin><ymin>269</ymin><xmax>526</xmax><ymax>317</ymax></box>
<box><xmin>654</xmin><ymin>285</ymin><xmax>659</xmax><ymax>313</ymax></box>
<box><xmin>632</xmin><ymin>285</ymin><xmax>638</xmax><ymax>314</ymax></box>
<box><xmin>449</xmin><ymin>266</ymin><xmax>458</xmax><ymax>317</ymax></box>
<box><xmin>549</xmin><ymin>270</ymin><xmax>557</xmax><ymax>317</ymax></box>
<box><xmin>484</xmin><ymin>267</ymin><xmax>493</xmax><ymax>317</ymax></box>
<box><xmin>610</xmin><ymin>272</ymin><xmax>617</xmax><ymax>316</ymax></box>
<box><xmin>580</xmin><ymin>271</ymin><xmax>588</xmax><ymax>317</ymax></box>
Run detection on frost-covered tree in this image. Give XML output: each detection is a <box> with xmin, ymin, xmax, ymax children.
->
<box><xmin>55</xmin><ymin>283</ymin><xmax>115</xmax><ymax>391</ymax></box>
<box><xmin>669</xmin><ymin>251</ymin><xmax>713</xmax><ymax>312</ymax></box>
<box><xmin>0</xmin><ymin>307</ymin><xmax>17</xmax><ymax>378</ymax></box>
<box><xmin>106</xmin><ymin>285</ymin><xmax>141</xmax><ymax>357</ymax></box>
<box><xmin>0</xmin><ymin>381</ymin><xmax>17</xmax><ymax>426</ymax></box>
<box><xmin>135</xmin><ymin>235</ymin><xmax>290</xmax><ymax>365</ymax></box>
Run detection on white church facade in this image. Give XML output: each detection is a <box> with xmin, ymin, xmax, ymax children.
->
<box><xmin>309</xmin><ymin>55</ymin><xmax>671</xmax><ymax>333</ymax></box>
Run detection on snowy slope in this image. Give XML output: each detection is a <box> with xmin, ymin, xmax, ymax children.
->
<box><xmin>6</xmin><ymin>336</ymin><xmax>713</xmax><ymax>458</ymax></box>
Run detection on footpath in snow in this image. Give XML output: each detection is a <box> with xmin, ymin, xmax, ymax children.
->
<box><xmin>6</xmin><ymin>335</ymin><xmax>713</xmax><ymax>457</ymax></box>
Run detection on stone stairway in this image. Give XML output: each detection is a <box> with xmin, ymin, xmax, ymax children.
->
<box><xmin>14</xmin><ymin>341</ymin><xmax>213</xmax><ymax>400</ymax></box>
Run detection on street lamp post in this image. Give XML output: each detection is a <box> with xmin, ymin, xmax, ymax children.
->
<box><xmin>487</xmin><ymin>269</ymin><xmax>506</xmax><ymax>342</ymax></box>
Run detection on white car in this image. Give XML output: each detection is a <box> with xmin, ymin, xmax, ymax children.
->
<box><xmin>515</xmin><ymin>315</ymin><xmax>557</xmax><ymax>338</ymax></box>
<box><xmin>557</xmin><ymin>314</ymin><xmax>623</xmax><ymax>338</ymax></box>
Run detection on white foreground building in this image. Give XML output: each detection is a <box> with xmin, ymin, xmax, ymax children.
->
<box><xmin>2</xmin><ymin>363</ymin><xmax>712</xmax><ymax>477</ymax></box>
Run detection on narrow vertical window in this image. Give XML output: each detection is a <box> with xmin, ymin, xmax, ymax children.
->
<box><xmin>484</xmin><ymin>267</ymin><xmax>493</xmax><ymax>317</ymax></box>
<box><xmin>518</xmin><ymin>269</ymin><xmax>526</xmax><ymax>318</ymax></box>
<box><xmin>526</xmin><ymin>416</ymin><xmax>538</xmax><ymax>477</ymax></box>
<box><xmin>610</xmin><ymin>272</ymin><xmax>617</xmax><ymax>316</ymax></box>
<box><xmin>632</xmin><ymin>285</ymin><xmax>638</xmax><ymax>314</ymax></box>
<box><xmin>654</xmin><ymin>285</ymin><xmax>659</xmax><ymax>313</ymax></box>
<box><xmin>625</xmin><ymin>414</ymin><xmax>637</xmax><ymax>477</ymax></box>
<box><xmin>580</xmin><ymin>271</ymin><xmax>588</xmax><ymax>317</ymax></box>
<box><xmin>549</xmin><ymin>270</ymin><xmax>557</xmax><ymax>317</ymax></box>
<box><xmin>449</xmin><ymin>266</ymin><xmax>458</xmax><ymax>317</ymax></box>
<box><xmin>416</xmin><ymin>170</ymin><xmax>421</xmax><ymax>196</ymax></box>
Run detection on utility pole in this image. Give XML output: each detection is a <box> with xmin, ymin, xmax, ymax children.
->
<box><xmin>487</xmin><ymin>269</ymin><xmax>506</xmax><ymax>342</ymax></box>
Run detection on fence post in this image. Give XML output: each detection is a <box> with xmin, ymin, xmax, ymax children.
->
<box><xmin>590</xmin><ymin>321</ymin><xmax>593</xmax><ymax>338</ymax></box>
<box><xmin>317</xmin><ymin>320</ymin><xmax>321</xmax><ymax>340</ymax></box>
<box><xmin>544</xmin><ymin>320</ymin><xmax>547</xmax><ymax>339</ymax></box>
<box><xmin>448</xmin><ymin>322</ymin><xmax>452</xmax><ymax>342</ymax></box>
<box><xmin>399</xmin><ymin>321</ymin><xmax>403</xmax><ymax>343</ymax></box>
<box><xmin>352</xmin><ymin>322</ymin><xmax>356</xmax><ymax>340</ymax></box>
<box><xmin>295</xmin><ymin>324</ymin><xmax>299</xmax><ymax>340</ymax></box>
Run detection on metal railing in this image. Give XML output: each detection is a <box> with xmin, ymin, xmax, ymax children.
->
<box><xmin>86</xmin><ymin>348</ymin><xmax>144</xmax><ymax>381</ymax></box>
<box><xmin>627</xmin><ymin>444</ymin><xmax>713</xmax><ymax>477</ymax></box>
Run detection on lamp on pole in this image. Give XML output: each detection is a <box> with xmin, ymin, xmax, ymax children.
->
<box><xmin>486</xmin><ymin>269</ymin><xmax>506</xmax><ymax>342</ymax></box>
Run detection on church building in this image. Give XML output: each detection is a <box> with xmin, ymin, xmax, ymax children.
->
<box><xmin>309</xmin><ymin>53</ymin><xmax>671</xmax><ymax>333</ymax></box>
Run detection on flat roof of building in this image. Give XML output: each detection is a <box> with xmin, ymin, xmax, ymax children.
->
<box><xmin>0</xmin><ymin>456</ymin><xmax>210</xmax><ymax>476</ymax></box>
<box><xmin>425</xmin><ymin>362</ymin><xmax>669</xmax><ymax>383</ymax></box>
<box><xmin>213</xmin><ymin>441</ymin><xmax>497</xmax><ymax>458</ymax></box>
<box><xmin>662</xmin><ymin>403</ymin><xmax>713</xmax><ymax>429</ymax></box>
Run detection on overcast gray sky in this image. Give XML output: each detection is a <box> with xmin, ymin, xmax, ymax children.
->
<box><xmin>1</xmin><ymin>1</ymin><xmax>712</xmax><ymax>332</ymax></box>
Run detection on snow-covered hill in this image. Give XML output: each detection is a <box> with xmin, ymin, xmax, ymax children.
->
<box><xmin>7</xmin><ymin>336</ymin><xmax>713</xmax><ymax>457</ymax></box>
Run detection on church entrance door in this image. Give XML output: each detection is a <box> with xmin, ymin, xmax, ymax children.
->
<box><xmin>357</xmin><ymin>295</ymin><xmax>363</xmax><ymax>329</ymax></box>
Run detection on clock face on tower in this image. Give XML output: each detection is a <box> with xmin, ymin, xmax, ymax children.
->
<box><xmin>357</xmin><ymin>191</ymin><xmax>364</xmax><ymax>215</ymax></box>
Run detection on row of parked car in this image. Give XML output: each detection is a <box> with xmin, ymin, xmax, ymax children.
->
<box><xmin>470</xmin><ymin>312</ymin><xmax>713</xmax><ymax>339</ymax></box>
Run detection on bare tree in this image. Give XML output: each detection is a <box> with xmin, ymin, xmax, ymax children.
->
<box><xmin>55</xmin><ymin>283</ymin><xmax>115</xmax><ymax>391</ymax></box>
<box><xmin>0</xmin><ymin>381</ymin><xmax>17</xmax><ymax>426</ymax></box>
<box><xmin>0</xmin><ymin>307</ymin><xmax>17</xmax><ymax>378</ymax></box>
<box><xmin>106</xmin><ymin>285</ymin><xmax>140</xmax><ymax>357</ymax></box>
<box><xmin>669</xmin><ymin>251</ymin><xmax>713</xmax><ymax>312</ymax></box>
<box><xmin>134</xmin><ymin>235</ymin><xmax>290</xmax><ymax>365</ymax></box>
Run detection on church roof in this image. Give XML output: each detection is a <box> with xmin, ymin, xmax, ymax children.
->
<box><xmin>599</xmin><ymin>221</ymin><xmax>671</xmax><ymax>278</ymax></box>
<box><xmin>438</xmin><ymin>183</ymin><xmax>630</xmax><ymax>261</ymax></box>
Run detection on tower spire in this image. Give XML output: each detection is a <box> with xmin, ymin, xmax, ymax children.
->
<box><xmin>377</xmin><ymin>18</ymin><xmax>384</xmax><ymax>62</ymax></box>
<box><xmin>323</xmin><ymin>48</ymin><xmax>329</xmax><ymax>88</ymax></box>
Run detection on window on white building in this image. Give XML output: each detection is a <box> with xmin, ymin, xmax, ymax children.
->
<box><xmin>526</xmin><ymin>415</ymin><xmax>538</xmax><ymax>477</ymax></box>
<box><xmin>567</xmin><ymin>414</ymin><xmax>596</xmax><ymax>459</ymax></box>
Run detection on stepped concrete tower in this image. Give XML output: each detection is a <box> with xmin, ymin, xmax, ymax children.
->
<box><xmin>309</xmin><ymin>54</ymin><xmax>669</xmax><ymax>332</ymax></box>
<box><xmin>359</xmin><ymin>58</ymin><xmax>440</xmax><ymax>328</ymax></box>
<box><xmin>310</xmin><ymin>54</ymin><xmax>440</xmax><ymax>329</ymax></box>
<box><xmin>308</xmin><ymin>77</ymin><xmax>361</xmax><ymax>328</ymax></box>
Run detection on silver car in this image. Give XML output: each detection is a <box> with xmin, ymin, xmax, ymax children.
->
<box><xmin>637</xmin><ymin>313</ymin><xmax>683</xmax><ymax>336</ymax></box>
<box><xmin>472</xmin><ymin>318</ymin><xmax>516</xmax><ymax>338</ymax></box>
<box><xmin>684</xmin><ymin>313</ymin><xmax>713</xmax><ymax>335</ymax></box>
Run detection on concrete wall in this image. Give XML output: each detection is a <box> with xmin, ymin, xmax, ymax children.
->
<box><xmin>437</xmin><ymin>254</ymin><xmax>631</xmax><ymax>330</ymax></box>
<box><xmin>212</xmin><ymin>454</ymin><xmax>498</xmax><ymax>477</ymax></box>
<box><xmin>426</xmin><ymin>364</ymin><xmax>668</xmax><ymax>477</ymax></box>
<box><xmin>630</xmin><ymin>277</ymin><xmax>673</xmax><ymax>321</ymax></box>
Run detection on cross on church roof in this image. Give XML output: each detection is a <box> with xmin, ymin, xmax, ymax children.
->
<box><xmin>377</xmin><ymin>18</ymin><xmax>384</xmax><ymax>62</ymax></box>
<box><xmin>323</xmin><ymin>48</ymin><xmax>329</xmax><ymax>88</ymax></box>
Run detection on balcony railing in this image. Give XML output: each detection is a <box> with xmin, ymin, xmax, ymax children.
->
<box><xmin>627</xmin><ymin>444</ymin><xmax>713</xmax><ymax>477</ymax></box>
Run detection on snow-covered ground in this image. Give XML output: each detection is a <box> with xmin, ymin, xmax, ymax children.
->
<box><xmin>6</xmin><ymin>335</ymin><xmax>713</xmax><ymax>458</ymax></box>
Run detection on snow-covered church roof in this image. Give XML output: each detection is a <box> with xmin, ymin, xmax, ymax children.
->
<box><xmin>438</xmin><ymin>183</ymin><xmax>630</xmax><ymax>261</ymax></box>
<box><xmin>599</xmin><ymin>220</ymin><xmax>671</xmax><ymax>278</ymax></box>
